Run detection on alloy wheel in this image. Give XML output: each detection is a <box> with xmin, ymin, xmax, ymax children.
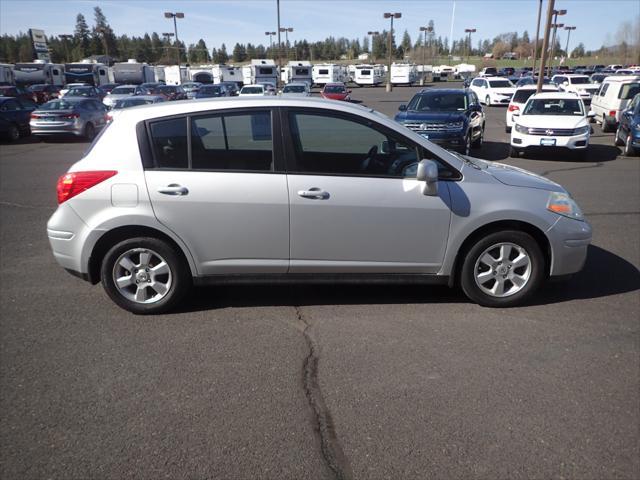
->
<box><xmin>112</xmin><ymin>248</ymin><xmax>172</xmax><ymax>304</ymax></box>
<box><xmin>473</xmin><ymin>242</ymin><xmax>532</xmax><ymax>298</ymax></box>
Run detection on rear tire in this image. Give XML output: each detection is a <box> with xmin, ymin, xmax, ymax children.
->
<box><xmin>6</xmin><ymin>124</ymin><xmax>20</xmax><ymax>142</ymax></box>
<box><xmin>509</xmin><ymin>146</ymin><xmax>521</xmax><ymax>158</ymax></box>
<box><xmin>460</xmin><ymin>230</ymin><xmax>545</xmax><ymax>307</ymax></box>
<box><xmin>624</xmin><ymin>134</ymin><xmax>638</xmax><ymax>157</ymax></box>
<box><xmin>101</xmin><ymin>237</ymin><xmax>191</xmax><ymax>314</ymax></box>
<box><xmin>485</xmin><ymin>95</ymin><xmax>491</xmax><ymax>106</ymax></box>
<box><xmin>84</xmin><ymin>122</ymin><xmax>95</xmax><ymax>141</ymax></box>
<box><xmin>614</xmin><ymin>126</ymin><xmax>625</xmax><ymax>146</ymax></box>
<box><xmin>601</xmin><ymin>117</ymin><xmax>612</xmax><ymax>133</ymax></box>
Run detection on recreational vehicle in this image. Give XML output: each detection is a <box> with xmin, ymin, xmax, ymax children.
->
<box><xmin>281</xmin><ymin>61</ymin><xmax>313</xmax><ymax>85</ymax></box>
<box><xmin>64</xmin><ymin>62</ymin><xmax>109</xmax><ymax>86</ymax></box>
<box><xmin>13</xmin><ymin>61</ymin><xmax>65</xmax><ymax>86</ymax></box>
<box><xmin>0</xmin><ymin>64</ymin><xmax>14</xmax><ymax>85</ymax></box>
<box><xmin>189</xmin><ymin>65</ymin><xmax>215</xmax><ymax>84</ymax></box>
<box><xmin>112</xmin><ymin>60</ymin><xmax>155</xmax><ymax>85</ymax></box>
<box><xmin>242</xmin><ymin>59</ymin><xmax>278</xmax><ymax>86</ymax></box>
<box><xmin>153</xmin><ymin>66</ymin><xmax>166</xmax><ymax>84</ymax></box>
<box><xmin>164</xmin><ymin>65</ymin><xmax>190</xmax><ymax>85</ymax></box>
<box><xmin>312</xmin><ymin>64</ymin><xmax>347</xmax><ymax>86</ymax></box>
<box><xmin>433</xmin><ymin>65</ymin><xmax>456</xmax><ymax>82</ymax></box>
<box><xmin>390</xmin><ymin>63</ymin><xmax>419</xmax><ymax>85</ymax></box>
<box><xmin>353</xmin><ymin>64</ymin><xmax>385</xmax><ymax>86</ymax></box>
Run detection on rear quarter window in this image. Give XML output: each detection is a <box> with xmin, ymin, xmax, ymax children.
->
<box><xmin>149</xmin><ymin>117</ymin><xmax>188</xmax><ymax>169</ymax></box>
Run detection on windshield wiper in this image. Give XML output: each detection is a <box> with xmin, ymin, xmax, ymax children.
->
<box><xmin>448</xmin><ymin>150</ymin><xmax>482</xmax><ymax>169</ymax></box>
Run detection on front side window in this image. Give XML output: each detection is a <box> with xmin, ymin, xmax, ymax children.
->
<box><xmin>488</xmin><ymin>80</ymin><xmax>513</xmax><ymax>88</ymax></box>
<box><xmin>149</xmin><ymin>117</ymin><xmax>188</xmax><ymax>169</ymax></box>
<box><xmin>191</xmin><ymin>111</ymin><xmax>273</xmax><ymax>171</ymax></box>
<box><xmin>288</xmin><ymin>112</ymin><xmax>418</xmax><ymax>177</ymax></box>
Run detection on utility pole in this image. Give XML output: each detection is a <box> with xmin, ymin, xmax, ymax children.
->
<box><xmin>547</xmin><ymin>8</ymin><xmax>566</xmax><ymax>76</ymax></box>
<box><xmin>532</xmin><ymin>0</ymin><xmax>543</xmax><ymax>75</ymax></box>
<box><xmin>164</xmin><ymin>12</ymin><xmax>184</xmax><ymax>65</ymax></box>
<box><xmin>464</xmin><ymin>28</ymin><xmax>476</xmax><ymax>62</ymax></box>
<box><xmin>537</xmin><ymin>0</ymin><xmax>555</xmax><ymax>93</ymax></box>
<box><xmin>383</xmin><ymin>12</ymin><xmax>401</xmax><ymax>92</ymax></box>
<box><xmin>265</xmin><ymin>31</ymin><xmax>276</xmax><ymax>57</ymax></box>
<box><xmin>276</xmin><ymin>0</ymin><xmax>282</xmax><ymax>88</ymax></box>
<box><xmin>564</xmin><ymin>26</ymin><xmax>576</xmax><ymax>59</ymax></box>
<box><xmin>419</xmin><ymin>26</ymin><xmax>432</xmax><ymax>85</ymax></box>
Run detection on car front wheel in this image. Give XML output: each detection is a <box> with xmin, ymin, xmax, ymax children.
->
<box><xmin>101</xmin><ymin>237</ymin><xmax>191</xmax><ymax>314</ymax></box>
<box><xmin>614</xmin><ymin>126</ymin><xmax>625</xmax><ymax>146</ymax></box>
<box><xmin>460</xmin><ymin>231</ymin><xmax>545</xmax><ymax>307</ymax></box>
<box><xmin>624</xmin><ymin>134</ymin><xmax>638</xmax><ymax>157</ymax></box>
<box><xmin>485</xmin><ymin>95</ymin><xmax>491</xmax><ymax>106</ymax></box>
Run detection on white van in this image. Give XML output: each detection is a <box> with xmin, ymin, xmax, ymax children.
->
<box><xmin>590</xmin><ymin>75</ymin><xmax>640</xmax><ymax>132</ymax></box>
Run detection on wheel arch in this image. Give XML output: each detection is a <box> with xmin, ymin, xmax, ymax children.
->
<box><xmin>448</xmin><ymin>219</ymin><xmax>552</xmax><ymax>288</ymax></box>
<box><xmin>87</xmin><ymin>225</ymin><xmax>195</xmax><ymax>284</ymax></box>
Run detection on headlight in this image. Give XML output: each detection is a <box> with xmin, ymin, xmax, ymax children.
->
<box><xmin>573</xmin><ymin>125</ymin><xmax>590</xmax><ymax>135</ymax></box>
<box><xmin>547</xmin><ymin>192</ymin><xmax>584</xmax><ymax>221</ymax></box>
<box><xmin>514</xmin><ymin>123</ymin><xmax>529</xmax><ymax>134</ymax></box>
<box><xmin>446</xmin><ymin>121</ymin><xmax>464</xmax><ymax>129</ymax></box>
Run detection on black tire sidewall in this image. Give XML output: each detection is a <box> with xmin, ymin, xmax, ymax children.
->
<box><xmin>460</xmin><ymin>230</ymin><xmax>545</xmax><ymax>307</ymax></box>
<box><xmin>9</xmin><ymin>124</ymin><xmax>19</xmax><ymax>141</ymax></box>
<box><xmin>100</xmin><ymin>237</ymin><xmax>191</xmax><ymax>314</ymax></box>
<box><xmin>85</xmin><ymin>123</ymin><xmax>95</xmax><ymax>140</ymax></box>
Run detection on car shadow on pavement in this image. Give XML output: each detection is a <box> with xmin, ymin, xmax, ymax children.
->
<box><xmin>475</xmin><ymin>142</ymin><xmax>621</xmax><ymax>163</ymax></box>
<box><xmin>476</xmin><ymin>141</ymin><xmax>511</xmax><ymax>161</ymax></box>
<box><xmin>175</xmin><ymin>246</ymin><xmax>639</xmax><ymax>312</ymax></box>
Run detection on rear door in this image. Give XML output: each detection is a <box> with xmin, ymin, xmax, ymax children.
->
<box><xmin>283</xmin><ymin>108</ymin><xmax>453</xmax><ymax>274</ymax></box>
<box><xmin>143</xmin><ymin>108</ymin><xmax>290</xmax><ymax>275</ymax></box>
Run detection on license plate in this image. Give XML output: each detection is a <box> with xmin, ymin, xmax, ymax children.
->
<box><xmin>540</xmin><ymin>138</ymin><xmax>556</xmax><ymax>146</ymax></box>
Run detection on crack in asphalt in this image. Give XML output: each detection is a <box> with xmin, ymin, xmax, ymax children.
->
<box><xmin>540</xmin><ymin>161</ymin><xmax>604</xmax><ymax>177</ymax></box>
<box><xmin>0</xmin><ymin>201</ymin><xmax>54</xmax><ymax>210</ymax></box>
<box><xmin>294</xmin><ymin>306</ymin><xmax>353</xmax><ymax>480</ymax></box>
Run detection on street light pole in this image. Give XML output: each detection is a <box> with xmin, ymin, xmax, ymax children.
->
<box><xmin>279</xmin><ymin>27</ymin><xmax>293</xmax><ymax>61</ymax></box>
<box><xmin>532</xmin><ymin>0</ymin><xmax>543</xmax><ymax>74</ymax></box>
<box><xmin>367</xmin><ymin>31</ymin><xmax>379</xmax><ymax>61</ymax></box>
<box><xmin>383</xmin><ymin>12</ymin><xmax>401</xmax><ymax>92</ymax></box>
<box><xmin>419</xmin><ymin>26</ymin><xmax>432</xmax><ymax>85</ymax></box>
<box><xmin>537</xmin><ymin>0</ymin><xmax>555</xmax><ymax>93</ymax></box>
<box><xmin>564</xmin><ymin>26</ymin><xmax>576</xmax><ymax>59</ymax></box>
<box><xmin>547</xmin><ymin>9</ymin><xmax>566</xmax><ymax>76</ymax></box>
<box><xmin>164</xmin><ymin>12</ymin><xmax>184</xmax><ymax>65</ymax></box>
<box><xmin>464</xmin><ymin>28</ymin><xmax>476</xmax><ymax>62</ymax></box>
<box><xmin>265</xmin><ymin>31</ymin><xmax>276</xmax><ymax>56</ymax></box>
<box><xmin>59</xmin><ymin>34</ymin><xmax>73</xmax><ymax>63</ymax></box>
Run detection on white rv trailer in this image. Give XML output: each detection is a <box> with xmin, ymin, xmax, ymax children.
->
<box><xmin>390</xmin><ymin>63</ymin><xmax>419</xmax><ymax>85</ymax></box>
<box><xmin>112</xmin><ymin>60</ymin><xmax>155</xmax><ymax>84</ymax></box>
<box><xmin>432</xmin><ymin>65</ymin><xmax>456</xmax><ymax>82</ymax></box>
<box><xmin>0</xmin><ymin>64</ymin><xmax>15</xmax><ymax>85</ymax></box>
<box><xmin>13</xmin><ymin>61</ymin><xmax>65</xmax><ymax>86</ymax></box>
<box><xmin>164</xmin><ymin>65</ymin><xmax>190</xmax><ymax>85</ymax></box>
<box><xmin>154</xmin><ymin>66</ymin><xmax>166</xmax><ymax>83</ymax></box>
<box><xmin>281</xmin><ymin>61</ymin><xmax>313</xmax><ymax>85</ymax></box>
<box><xmin>63</xmin><ymin>62</ymin><xmax>109</xmax><ymax>86</ymax></box>
<box><xmin>242</xmin><ymin>59</ymin><xmax>278</xmax><ymax>86</ymax></box>
<box><xmin>312</xmin><ymin>64</ymin><xmax>347</xmax><ymax>86</ymax></box>
<box><xmin>347</xmin><ymin>65</ymin><xmax>357</xmax><ymax>83</ymax></box>
<box><xmin>189</xmin><ymin>65</ymin><xmax>215</xmax><ymax>84</ymax></box>
<box><xmin>352</xmin><ymin>64</ymin><xmax>385</xmax><ymax>86</ymax></box>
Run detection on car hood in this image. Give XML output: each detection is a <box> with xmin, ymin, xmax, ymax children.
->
<box><xmin>491</xmin><ymin>87</ymin><xmax>516</xmax><ymax>95</ymax></box>
<box><xmin>396</xmin><ymin>111</ymin><xmax>466</xmax><ymax>123</ymax></box>
<box><xmin>484</xmin><ymin>161</ymin><xmax>564</xmax><ymax>192</ymax></box>
<box><xmin>516</xmin><ymin>115</ymin><xmax>587</xmax><ymax>129</ymax></box>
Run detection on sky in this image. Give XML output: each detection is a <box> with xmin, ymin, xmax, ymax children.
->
<box><xmin>1</xmin><ymin>0</ymin><xmax>638</xmax><ymax>53</ymax></box>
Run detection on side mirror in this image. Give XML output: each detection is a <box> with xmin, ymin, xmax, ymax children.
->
<box><xmin>563</xmin><ymin>81</ymin><xmax>569</xmax><ymax>86</ymax></box>
<box><xmin>587</xmin><ymin>110</ymin><xmax>595</xmax><ymax>118</ymax></box>
<box><xmin>416</xmin><ymin>159</ymin><xmax>439</xmax><ymax>196</ymax></box>
<box><xmin>398</xmin><ymin>104</ymin><xmax>407</xmax><ymax>111</ymax></box>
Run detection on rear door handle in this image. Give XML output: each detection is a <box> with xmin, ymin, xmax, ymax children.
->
<box><xmin>297</xmin><ymin>188</ymin><xmax>329</xmax><ymax>199</ymax></box>
<box><xmin>157</xmin><ymin>184</ymin><xmax>189</xmax><ymax>196</ymax></box>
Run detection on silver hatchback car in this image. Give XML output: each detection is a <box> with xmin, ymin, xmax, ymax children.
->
<box><xmin>47</xmin><ymin>98</ymin><xmax>591</xmax><ymax>314</ymax></box>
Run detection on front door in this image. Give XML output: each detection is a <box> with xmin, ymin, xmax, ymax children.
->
<box><xmin>283</xmin><ymin>109</ymin><xmax>452</xmax><ymax>274</ymax></box>
<box><xmin>144</xmin><ymin>109</ymin><xmax>289</xmax><ymax>275</ymax></box>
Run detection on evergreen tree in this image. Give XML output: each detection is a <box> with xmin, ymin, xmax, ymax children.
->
<box><xmin>232</xmin><ymin>43</ymin><xmax>246</xmax><ymax>62</ymax></box>
<box><xmin>74</xmin><ymin>13</ymin><xmax>91</xmax><ymax>58</ymax></box>
<box><xmin>401</xmin><ymin>30</ymin><xmax>412</xmax><ymax>54</ymax></box>
<box><xmin>218</xmin><ymin>43</ymin><xmax>229</xmax><ymax>63</ymax></box>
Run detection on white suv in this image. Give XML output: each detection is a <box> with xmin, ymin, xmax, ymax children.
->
<box><xmin>469</xmin><ymin>77</ymin><xmax>515</xmax><ymax>106</ymax></box>
<box><xmin>505</xmin><ymin>85</ymin><xmax>558</xmax><ymax>133</ymax></box>
<box><xmin>551</xmin><ymin>74</ymin><xmax>600</xmax><ymax>106</ymax></box>
<box><xmin>510</xmin><ymin>92</ymin><xmax>594</xmax><ymax>159</ymax></box>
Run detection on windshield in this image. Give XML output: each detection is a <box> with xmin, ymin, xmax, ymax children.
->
<box><xmin>489</xmin><ymin>80</ymin><xmax>513</xmax><ymax>88</ymax></box>
<box><xmin>31</xmin><ymin>85</ymin><xmax>47</xmax><ymax>92</ymax></box>
<box><xmin>407</xmin><ymin>92</ymin><xmax>467</xmax><ymax>111</ymax></box>
<box><xmin>39</xmin><ymin>100</ymin><xmax>77</xmax><ymax>111</ymax></box>
<box><xmin>523</xmin><ymin>98</ymin><xmax>584</xmax><ymax>116</ymax></box>
<box><xmin>284</xmin><ymin>85</ymin><xmax>306</xmax><ymax>93</ymax></box>
<box><xmin>111</xmin><ymin>87</ymin><xmax>135</xmax><ymax>95</ymax></box>
<box><xmin>157</xmin><ymin>86</ymin><xmax>176</xmax><ymax>93</ymax></box>
<box><xmin>200</xmin><ymin>86</ymin><xmax>221</xmax><ymax>94</ymax></box>
<box><xmin>114</xmin><ymin>98</ymin><xmax>151</xmax><ymax>109</ymax></box>
<box><xmin>570</xmin><ymin>77</ymin><xmax>590</xmax><ymax>84</ymax></box>
<box><xmin>619</xmin><ymin>83</ymin><xmax>640</xmax><ymax>100</ymax></box>
<box><xmin>241</xmin><ymin>87</ymin><xmax>263</xmax><ymax>94</ymax></box>
<box><xmin>67</xmin><ymin>88</ymin><xmax>94</xmax><ymax>97</ymax></box>
<box><xmin>324</xmin><ymin>85</ymin><xmax>346</xmax><ymax>93</ymax></box>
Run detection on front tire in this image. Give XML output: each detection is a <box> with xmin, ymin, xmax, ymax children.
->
<box><xmin>460</xmin><ymin>231</ymin><xmax>545</xmax><ymax>307</ymax></box>
<box><xmin>505</xmin><ymin>126</ymin><xmax>512</xmax><ymax>134</ymax></box>
<box><xmin>485</xmin><ymin>95</ymin><xmax>491</xmax><ymax>106</ymax></box>
<box><xmin>471</xmin><ymin>125</ymin><xmax>484</xmax><ymax>148</ymax></box>
<box><xmin>509</xmin><ymin>146</ymin><xmax>521</xmax><ymax>158</ymax></box>
<box><xmin>614</xmin><ymin>126</ymin><xmax>625</xmax><ymax>146</ymax></box>
<box><xmin>624</xmin><ymin>134</ymin><xmax>638</xmax><ymax>157</ymax></box>
<box><xmin>6</xmin><ymin>123</ymin><xmax>20</xmax><ymax>142</ymax></box>
<box><xmin>101</xmin><ymin>237</ymin><xmax>191</xmax><ymax>314</ymax></box>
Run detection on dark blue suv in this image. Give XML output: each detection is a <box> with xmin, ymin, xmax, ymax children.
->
<box><xmin>394</xmin><ymin>88</ymin><xmax>485</xmax><ymax>155</ymax></box>
<box><xmin>614</xmin><ymin>93</ymin><xmax>640</xmax><ymax>157</ymax></box>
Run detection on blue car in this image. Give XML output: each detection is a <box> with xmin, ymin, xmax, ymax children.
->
<box><xmin>615</xmin><ymin>93</ymin><xmax>640</xmax><ymax>157</ymax></box>
<box><xmin>0</xmin><ymin>96</ymin><xmax>37</xmax><ymax>141</ymax></box>
<box><xmin>394</xmin><ymin>88</ymin><xmax>485</xmax><ymax>155</ymax></box>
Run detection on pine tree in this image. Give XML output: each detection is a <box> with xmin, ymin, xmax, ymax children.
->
<box><xmin>74</xmin><ymin>13</ymin><xmax>91</xmax><ymax>58</ymax></box>
<box><xmin>232</xmin><ymin>43</ymin><xmax>246</xmax><ymax>62</ymax></box>
<box><xmin>401</xmin><ymin>30</ymin><xmax>412</xmax><ymax>54</ymax></box>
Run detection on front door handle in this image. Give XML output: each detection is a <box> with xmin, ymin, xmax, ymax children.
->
<box><xmin>297</xmin><ymin>188</ymin><xmax>329</xmax><ymax>199</ymax></box>
<box><xmin>158</xmin><ymin>184</ymin><xmax>189</xmax><ymax>196</ymax></box>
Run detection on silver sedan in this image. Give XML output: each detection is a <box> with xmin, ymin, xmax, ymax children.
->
<box><xmin>30</xmin><ymin>97</ymin><xmax>108</xmax><ymax>140</ymax></box>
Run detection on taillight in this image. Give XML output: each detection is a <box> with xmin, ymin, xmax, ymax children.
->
<box><xmin>508</xmin><ymin>104</ymin><xmax>520</xmax><ymax>112</ymax></box>
<box><xmin>105</xmin><ymin>114</ymin><xmax>112</xmax><ymax>122</ymax></box>
<box><xmin>30</xmin><ymin>113</ymin><xmax>40</xmax><ymax>119</ymax></box>
<box><xmin>609</xmin><ymin>110</ymin><xmax>616</xmax><ymax>117</ymax></box>
<box><xmin>56</xmin><ymin>170</ymin><xmax>117</xmax><ymax>204</ymax></box>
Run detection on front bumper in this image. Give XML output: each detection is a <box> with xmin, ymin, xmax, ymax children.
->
<box><xmin>511</xmin><ymin>131</ymin><xmax>589</xmax><ymax>150</ymax></box>
<box><xmin>489</xmin><ymin>94</ymin><xmax>512</xmax><ymax>105</ymax></box>
<box><xmin>413</xmin><ymin>131</ymin><xmax>466</xmax><ymax>151</ymax></box>
<box><xmin>547</xmin><ymin>215</ymin><xmax>592</xmax><ymax>276</ymax></box>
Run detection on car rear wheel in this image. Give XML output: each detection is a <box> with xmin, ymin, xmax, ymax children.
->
<box><xmin>460</xmin><ymin>231</ymin><xmax>545</xmax><ymax>307</ymax></box>
<box><xmin>624</xmin><ymin>134</ymin><xmax>638</xmax><ymax>157</ymax></box>
<box><xmin>485</xmin><ymin>95</ymin><xmax>491</xmax><ymax>106</ymax></box>
<box><xmin>6</xmin><ymin>123</ymin><xmax>20</xmax><ymax>142</ymax></box>
<box><xmin>601</xmin><ymin>117</ymin><xmax>612</xmax><ymax>133</ymax></box>
<box><xmin>614</xmin><ymin>126</ymin><xmax>625</xmax><ymax>146</ymax></box>
<box><xmin>101</xmin><ymin>237</ymin><xmax>191</xmax><ymax>314</ymax></box>
<box><xmin>505</xmin><ymin>126</ymin><xmax>512</xmax><ymax>133</ymax></box>
<box><xmin>509</xmin><ymin>146</ymin><xmax>521</xmax><ymax>158</ymax></box>
<box><xmin>84</xmin><ymin>123</ymin><xmax>95</xmax><ymax>141</ymax></box>
<box><xmin>471</xmin><ymin>125</ymin><xmax>484</xmax><ymax>148</ymax></box>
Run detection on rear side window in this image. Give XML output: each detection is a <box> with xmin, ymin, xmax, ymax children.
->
<box><xmin>619</xmin><ymin>83</ymin><xmax>640</xmax><ymax>100</ymax></box>
<box><xmin>513</xmin><ymin>89</ymin><xmax>537</xmax><ymax>103</ymax></box>
<box><xmin>190</xmin><ymin>111</ymin><xmax>273</xmax><ymax>171</ymax></box>
<box><xmin>598</xmin><ymin>83</ymin><xmax>610</xmax><ymax>98</ymax></box>
<box><xmin>149</xmin><ymin>117</ymin><xmax>188</xmax><ymax>169</ymax></box>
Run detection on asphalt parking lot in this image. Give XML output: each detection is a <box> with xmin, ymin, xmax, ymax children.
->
<box><xmin>1</xmin><ymin>83</ymin><xmax>639</xmax><ymax>480</ymax></box>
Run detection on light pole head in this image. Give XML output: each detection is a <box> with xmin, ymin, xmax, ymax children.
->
<box><xmin>164</xmin><ymin>12</ymin><xmax>173</xmax><ymax>18</ymax></box>
<box><xmin>175</xmin><ymin>12</ymin><xmax>184</xmax><ymax>18</ymax></box>
<box><xmin>465</xmin><ymin>28</ymin><xmax>476</xmax><ymax>33</ymax></box>
<box><xmin>554</xmin><ymin>9</ymin><xmax>567</xmax><ymax>15</ymax></box>
<box><xmin>368</xmin><ymin>31</ymin><xmax>379</xmax><ymax>35</ymax></box>
<box><xmin>564</xmin><ymin>26</ymin><xmax>576</xmax><ymax>31</ymax></box>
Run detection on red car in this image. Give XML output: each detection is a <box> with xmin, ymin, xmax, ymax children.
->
<box><xmin>29</xmin><ymin>84</ymin><xmax>61</xmax><ymax>104</ymax></box>
<box><xmin>0</xmin><ymin>85</ymin><xmax>36</xmax><ymax>103</ymax></box>
<box><xmin>321</xmin><ymin>82</ymin><xmax>351</xmax><ymax>101</ymax></box>
<box><xmin>152</xmin><ymin>85</ymin><xmax>187</xmax><ymax>101</ymax></box>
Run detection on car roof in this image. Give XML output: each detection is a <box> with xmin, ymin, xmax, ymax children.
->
<box><xmin>529</xmin><ymin>92</ymin><xmax>582</xmax><ymax>99</ymax></box>
<box><xmin>324</xmin><ymin>82</ymin><xmax>346</xmax><ymax>86</ymax></box>
<box><xmin>242</xmin><ymin>84</ymin><xmax>264</xmax><ymax>88</ymax></box>
<box><xmin>284</xmin><ymin>82</ymin><xmax>308</xmax><ymax>87</ymax></box>
<box><xmin>485</xmin><ymin>76</ymin><xmax>512</xmax><ymax>81</ymax></box>
<box><xmin>601</xmin><ymin>75</ymin><xmax>640</xmax><ymax>83</ymax></box>
<box><xmin>418</xmin><ymin>88</ymin><xmax>466</xmax><ymax>95</ymax></box>
<box><xmin>119</xmin><ymin>95</ymin><xmax>163</xmax><ymax>100</ymax></box>
<box><xmin>112</xmin><ymin>84</ymin><xmax>139</xmax><ymax>89</ymax></box>
<box><xmin>515</xmin><ymin>85</ymin><xmax>558</xmax><ymax>91</ymax></box>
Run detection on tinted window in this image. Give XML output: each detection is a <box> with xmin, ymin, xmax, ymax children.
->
<box><xmin>488</xmin><ymin>80</ymin><xmax>513</xmax><ymax>88</ymax></box>
<box><xmin>471</xmin><ymin>79</ymin><xmax>483</xmax><ymax>87</ymax></box>
<box><xmin>598</xmin><ymin>83</ymin><xmax>610</xmax><ymax>97</ymax></box>
<box><xmin>191</xmin><ymin>111</ymin><xmax>273</xmax><ymax>171</ymax></box>
<box><xmin>407</xmin><ymin>92</ymin><xmax>467</xmax><ymax>111</ymax></box>
<box><xmin>150</xmin><ymin>117</ymin><xmax>188</xmax><ymax>168</ymax></box>
<box><xmin>619</xmin><ymin>83</ymin><xmax>640</xmax><ymax>100</ymax></box>
<box><xmin>523</xmin><ymin>98</ymin><xmax>584</xmax><ymax>116</ymax></box>
<box><xmin>288</xmin><ymin>112</ymin><xmax>418</xmax><ymax>177</ymax></box>
<box><xmin>0</xmin><ymin>100</ymin><xmax>20</xmax><ymax>111</ymax></box>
